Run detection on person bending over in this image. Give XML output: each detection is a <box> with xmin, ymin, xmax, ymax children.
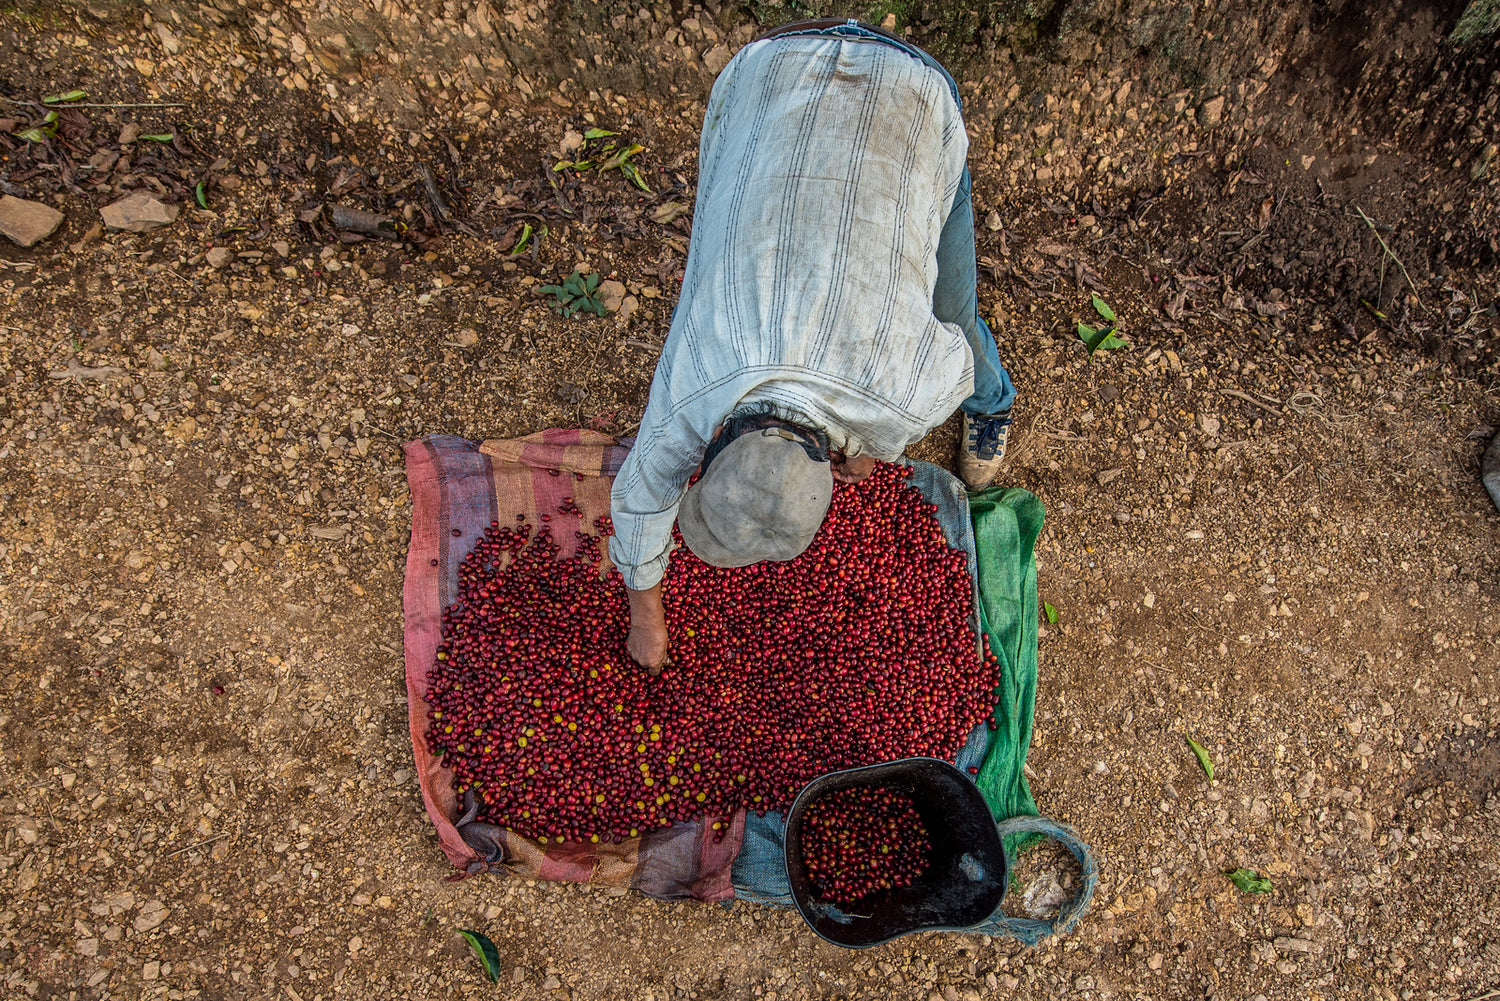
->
<box><xmin>609</xmin><ymin>20</ymin><xmax>1017</xmax><ymax>671</ymax></box>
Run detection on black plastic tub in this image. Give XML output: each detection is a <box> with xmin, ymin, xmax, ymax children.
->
<box><xmin>783</xmin><ymin>757</ymin><xmax>1008</xmax><ymax>948</ymax></box>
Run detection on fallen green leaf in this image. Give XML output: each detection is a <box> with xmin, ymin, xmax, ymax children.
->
<box><xmin>1098</xmin><ymin>331</ymin><xmax>1128</xmax><ymax>350</ymax></box>
<box><xmin>509</xmin><ymin>222</ymin><xmax>534</xmax><ymax>255</ymax></box>
<box><xmin>15</xmin><ymin>109</ymin><xmax>62</xmax><ymax>140</ymax></box>
<box><xmin>140</xmin><ymin>133</ymin><xmax>175</xmax><ymax>142</ymax></box>
<box><xmin>651</xmin><ymin>201</ymin><xmax>688</xmax><ymax>225</ymax></box>
<box><xmin>1043</xmin><ymin>601</ymin><xmax>1058</xmax><ymax>624</ymax></box>
<box><xmin>42</xmin><ymin>89</ymin><xmax>87</xmax><ymax>104</ymax></box>
<box><xmin>1077</xmin><ymin>321</ymin><xmax>1128</xmax><ymax>357</ymax></box>
<box><xmin>583</xmin><ymin>127</ymin><xmax>618</xmax><ymax>139</ymax></box>
<box><xmin>620</xmin><ymin>161</ymin><xmax>653</xmax><ymax>193</ymax></box>
<box><xmin>598</xmin><ymin>142</ymin><xmax>645</xmax><ymax>171</ymax></box>
<box><xmin>1225</xmin><ymin>868</ymin><xmax>1273</xmax><ymax>894</ymax></box>
<box><xmin>1186</xmin><ymin>736</ymin><xmax>1214</xmax><ymax>781</ymax></box>
<box><xmin>194</xmin><ymin>180</ymin><xmax>208</xmax><ymax>209</ymax></box>
<box><xmin>1091</xmin><ymin>295</ymin><xmax>1116</xmax><ymax>322</ymax></box>
<box><xmin>457</xmin><ymin>929</ymin><xmax>502</xmax><ymax>984</ymax></box>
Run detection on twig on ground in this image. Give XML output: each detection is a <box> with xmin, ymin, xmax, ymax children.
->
<box><xmin>0</xmin><ymin>97</ymin><xmax>189</xmax><ymax>108</ymax></box>
<box><xmin>1219</xmin><ymin>389</ymin><xmax>1283</xmax><ymax>416</ymax></box>
<box><xmin>68</xmin><ymin>102</ymin><xmax>189</xmax><ymax>108</ymax></box>
<box><xmin>1354</xmin><ymin>206</ymin><xmax>1426</xmax><ymax>310</ymax></box>
<box><xmin>166</xmin><ymin>832</ymin><xmax>229</xmax><ymax>857</ymax></box>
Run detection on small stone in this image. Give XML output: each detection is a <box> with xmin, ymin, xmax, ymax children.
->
<box><xmin>1143</xmin><ymin>592</ymin><xmax>1156</xmax><ymax>609</ymax></box>
<box><xmin>1274</xmin><ymin>936</ymin><xmax>1318</xmax><ymax>954</ymax></box>
<box><xmin>985</xmin><ymin>209</ymin><xmax>1003</xmax><ymax>231</ymax></box>
<box><xmin>0</xmin><ymin>195</ymin><xmax>66</xmax><ymax>247</ymax></box>
<box><xmin>76</xmin><ymin>938</ymin><xmax>99</xmax><ymax>956</ymax></box>
<box><xmin>101</xmin><ymin>193</ymin><xmax>180</xmax><ymax>233</ymax></box>
<box><xmin>1147</xmin><ymin>953</ymin><xmax>1164</xmax><ymax>970</ymax></box>
<box><xmin>206</xmin><ymin>246</ymin><xmax>234</xmax><ymax>268</ymax></box>
<box><xmin>154</xmin><ymin>23</ymin><xmax>181</xmax><ymax>54</ymax></box>
<box><xmin>703</xmin><ymin>44</ymin><xmax>731</xmax><ymax>75</ymax></box>
<box><xmin>273</xmin><ymin>240</ymin><xmax>291</xmax><ymax>258</ymax></box>
<box><xmin>541</xmin><ymin>975</ymin><xmax>561</xmax><ymax>990</ymax></box>
<box><xmin>596</xmin><ymin>279</ymin><xmax>628</xmax><ymax>313</ymax></box>
<box><xmin>1201</xmin><ymin>95</ymin><xmax>1226</xmax><ymax>126</ymax></box>
<box><xmin>133</xmin><ymin>900</ymin><xmax>168</xmax><ymax>932</ymax></box>
<box><xmin>1198</xmin><ymin>413</ymin><xmax>1221</xmax><ymax>436</ymax></box>
<box><xmin>142</xmin><ymin>960</ymin><xmax>160</xmax><ymax>980</ymax></box>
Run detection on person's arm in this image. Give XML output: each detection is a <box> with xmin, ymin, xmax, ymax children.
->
<box><xmin>609</xmin><ymin>397</ymin><xmax>708</xmax><ymax>672</ymax></box>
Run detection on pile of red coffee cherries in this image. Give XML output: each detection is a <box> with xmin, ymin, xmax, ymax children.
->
<box><xmin>799</xmin><ymin>785</ymin><xmax>932</xmax><ymax>904</ymax></box>
<box><xmin>425</xmin><ymin>462</ymin><xmax>998</xmax><ymax>844</ymax></box>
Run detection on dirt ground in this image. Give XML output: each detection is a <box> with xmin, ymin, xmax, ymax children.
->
<box><xmin>2</xmin><ymin>2</ymin><xmax>1498</xmax><ymax>1000</ymax></box>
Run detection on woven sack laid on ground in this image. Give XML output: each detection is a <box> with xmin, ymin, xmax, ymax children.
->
<box><xmin>404</xmin><ymin>431</ymin><xmax>1092</xmax><ymax>934</ymax></box>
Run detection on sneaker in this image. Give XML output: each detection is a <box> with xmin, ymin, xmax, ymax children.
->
<box><xmin>958</xmin><ymin>409</ymin><xmax>1013</xmax><ymax>490</ymax></box>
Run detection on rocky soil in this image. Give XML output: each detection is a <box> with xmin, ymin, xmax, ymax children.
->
<box><xmin>1</xmin><ymin>2</ymin><xmax>1498</xmax><ymax>1001</ymax></box>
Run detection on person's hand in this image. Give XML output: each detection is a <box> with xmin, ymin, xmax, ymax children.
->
<box><xmin>831</xmin><ymin>453</ymin><xmax>877</xmax><ymax>484</ymax></box>
<box><xmin>625</xmin><ymin>582</ymin><xmax>670</xmax><ymax>675</ymax></box>
<box><xmin>627</xmin><ymin>619</ymin><xmax>670</xmax><ymax>675</ymax></box>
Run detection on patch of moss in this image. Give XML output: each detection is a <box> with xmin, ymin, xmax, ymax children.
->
<box><xmin>1451</xmin><ymin>0</ymin><xmax>1500</xmax><ymax>43</ymax></box>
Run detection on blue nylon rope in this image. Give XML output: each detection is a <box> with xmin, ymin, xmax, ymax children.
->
<box><xmin>975</xmin><ymin>816</ymin><xmax>1099</xmax><ymax>945</ymax></box>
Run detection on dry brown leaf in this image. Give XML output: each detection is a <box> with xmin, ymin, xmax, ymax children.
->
<box><xmin>1255</xmin><ymin>194</ymin><xmax>1274</xmax><ymax>230</ymax></box>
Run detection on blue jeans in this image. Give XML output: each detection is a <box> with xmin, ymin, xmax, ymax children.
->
<box><xmin>760</xmin><ymin>20</ymin><xmax>1017</xmax><ymax>415</ymax></box>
